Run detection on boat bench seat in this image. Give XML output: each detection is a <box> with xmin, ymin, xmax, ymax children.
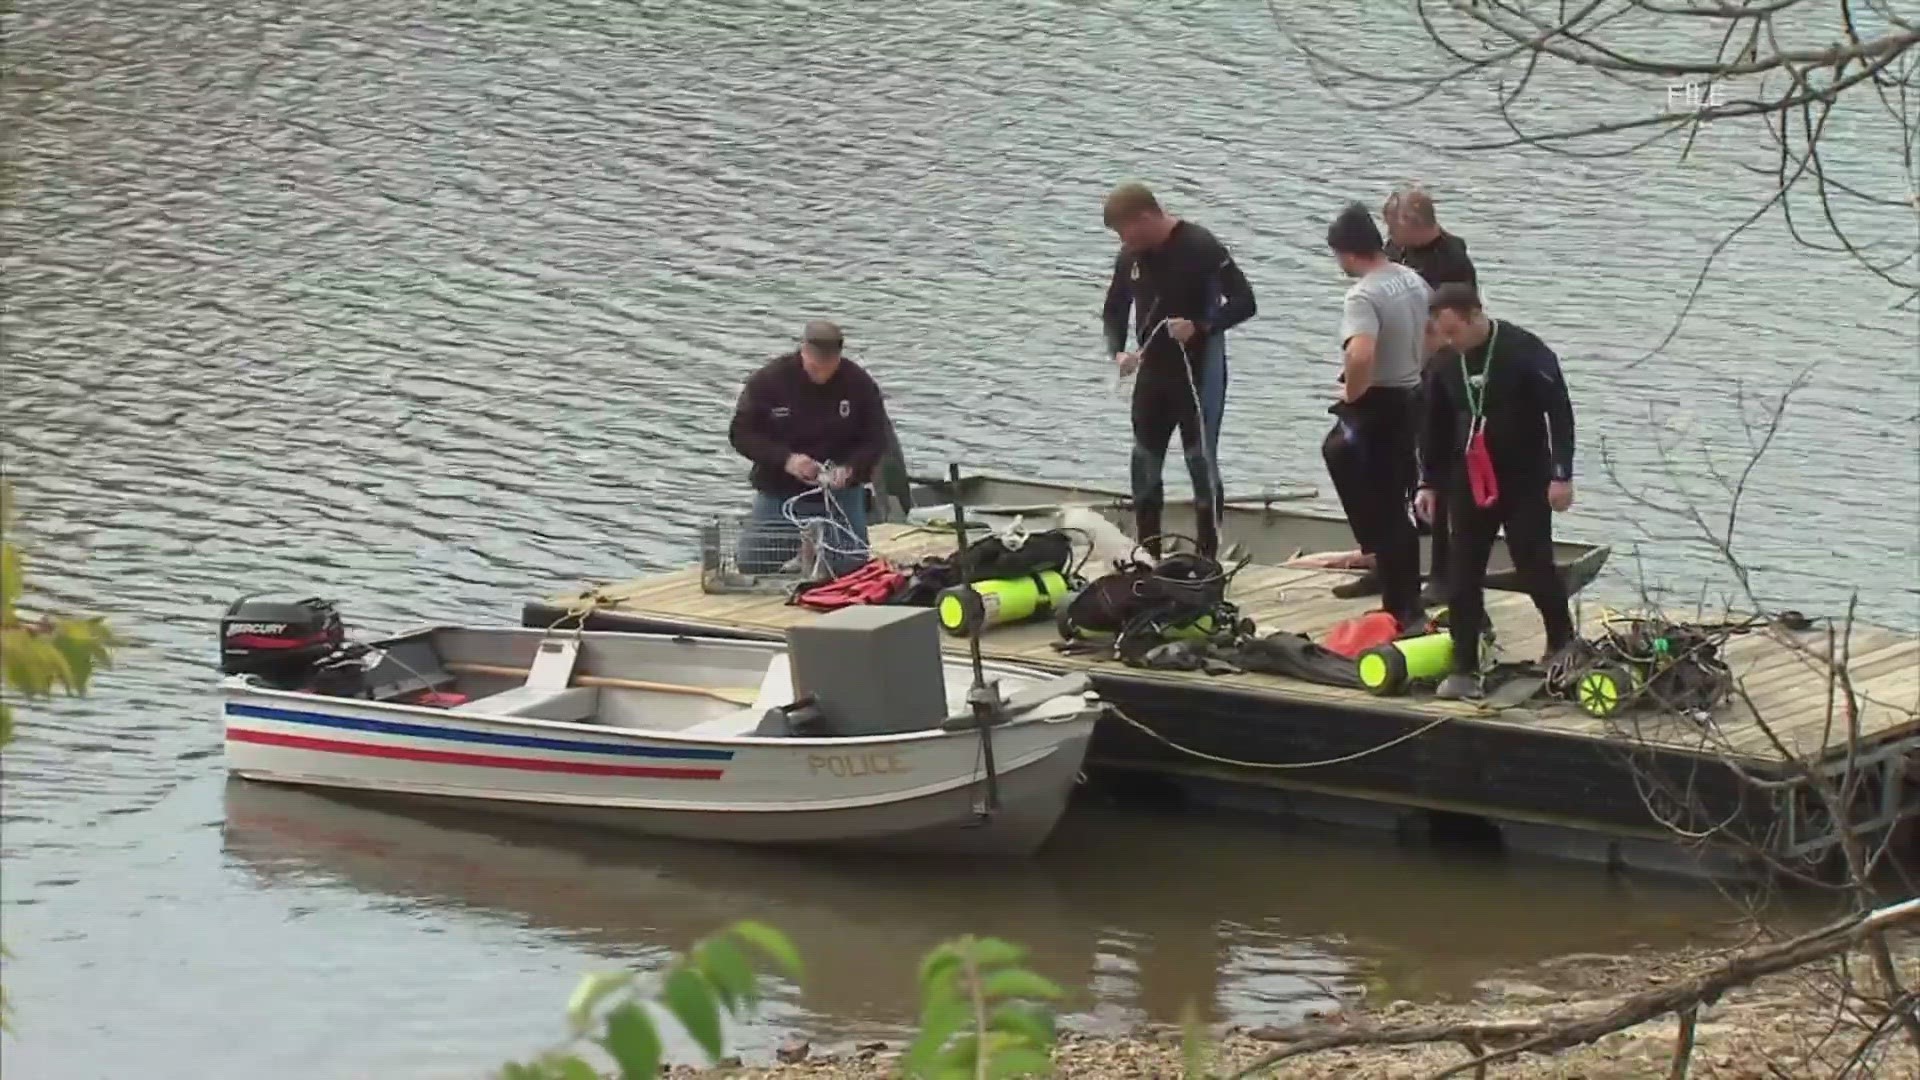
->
<box><xmin>461</xmin><ymin>685</ymin><xmax>598</xmax><ymax>724</ymax></box>
<box><xmin>677</xmin><ymin>653</ymin><xmax>796</xmax><ymax>738</ymax></box>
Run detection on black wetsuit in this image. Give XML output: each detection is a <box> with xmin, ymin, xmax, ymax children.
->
<box><xmin>1388</xmin><ymin>229</ymin><xmax>1477</xmax><ymax>597</ymax></box>
<box><xmin>728</xmin><ymin>351</ymin><xmax>893</xmax><ymax>500</ymax></box>
<box><xmin>1101</xmin><ymin>220</ymin><xmax>1257</xmax><ymax>558</ymax></box>
<box><xmin>1420</xmin><ymin>318</ymin><xmax>1576</xmax><ymax>674</ymax></box>
<box><xmin>1388</xmin><ymin>231</ymin><xmax>1476</xmax><ymax>296</ymax></box>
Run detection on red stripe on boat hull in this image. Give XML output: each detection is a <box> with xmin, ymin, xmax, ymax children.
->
<box><xmin>227</xmin><ymin>728</ymin><xmax>726</xmax><ymax>780</ymax></box>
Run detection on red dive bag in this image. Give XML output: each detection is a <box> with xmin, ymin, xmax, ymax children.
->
<box><xmin>1324</xmin><ymin>610</ymin><xmax>1404</xmax><ymax>658</ymax></box>
<box><xmin>1460</xmin><ymin>321</ymin><xmax>1502</xmax><ymax>510</ymax></box>
<box><xmin>1465</xmin><ymin>421</ymin><xmax>1500</xmax><ymax>510</ymax></box>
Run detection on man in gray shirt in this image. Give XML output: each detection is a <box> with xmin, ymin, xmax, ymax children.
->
<box><xmin>1322</xmin><ymin>201</ymin><xmax>1431</xmax><ymax>627</ymax></box>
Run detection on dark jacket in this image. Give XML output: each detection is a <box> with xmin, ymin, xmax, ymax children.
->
<box><xmin>1421</xmin><ymin>319</ymin><xmax>1575</xmax><ymax>494</ymax></box>
<box><xmin>728</xmin><ymin>352</ymin><xmax>893</xmax><ymax>499</ymax></box>
<box><xmin>1388</xmin><ymin>230</ymin><xmax>1476</xmax><ymax>291</ymax></box>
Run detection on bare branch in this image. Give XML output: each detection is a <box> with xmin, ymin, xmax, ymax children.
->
<box><xmin>1272</xmin><ymin>0</ymin><xmax>1920</xmax><ymax>353</ymax></box>
<box><xmin>1231</xmin><ymin>899</ymin><xmax>1920</xmax><ymax>1078</ymax></box>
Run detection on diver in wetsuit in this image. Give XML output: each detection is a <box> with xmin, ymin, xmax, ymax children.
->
<box><xmin>1387</xmin><ymin>185</ymin><xmax>1479</xmax><ymax>608</ymax></box>
<box><xmin>1416</xmin><ymin>283</ymin><xmax>1578</xmax><ymax>700</ymax></box>
<box><xmin>1324</xmin><ymin>202</ymin><xmax>1430</xmax><ymax>629</ymax></box>
<box><xmin>1100</xmin><ymin>182</ymin><xmax>1257</xmax><ymax>560</ymax></box>
<box><xmin>1331</xmin><ymin>185</ymin><xmax>1479</xmax><ymax>603</ymax></box>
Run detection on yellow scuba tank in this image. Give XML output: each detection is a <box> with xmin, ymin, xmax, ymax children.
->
<box><xmin>1356</xmin><ymin>631</ymin><xmax>1457</xmax><ymax>695</ymax></box>
<box><xmin>938</xmin><ymin>571</ymin><xmax>1072</xmax><ymax>637</ymax></box>
<box><xmin>1356</xmin><ymin>628</ymin><xmax>1495</xmax><ymax>695</ymax></box>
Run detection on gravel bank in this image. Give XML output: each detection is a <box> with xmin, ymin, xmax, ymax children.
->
<box><xmin>670</xmin><ymin>937</ymin><xmax>1920</xmax><ymax>1078</ymax></box>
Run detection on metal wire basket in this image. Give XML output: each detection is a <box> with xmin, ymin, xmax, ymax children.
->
<box><xmin>699</xmin><ymin>514</ymin><xmax>828</xmax><ymax>595</ymax></box>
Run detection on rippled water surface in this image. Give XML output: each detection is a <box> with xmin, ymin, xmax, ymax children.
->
<box><xmin>3</xmin><ymin>0</ymin><xmax>1915</xmax><ymax>1076</ymax></box>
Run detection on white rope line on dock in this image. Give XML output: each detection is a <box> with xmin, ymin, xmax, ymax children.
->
<box><xmin>1106</xmin><ymin>703</ymin><xmax>1455</xmax><ymax>770</ymax></box>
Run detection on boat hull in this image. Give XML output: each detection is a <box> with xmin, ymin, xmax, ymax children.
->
<box><xmin>227</xmin><ymin>727</ymin><xmax>1089</xmax><ymax>858</ymax></box>
<box><xmin>222</xmin><ymin>669</ymin><xmax>1098</xmax><ymax>858</ymax></box>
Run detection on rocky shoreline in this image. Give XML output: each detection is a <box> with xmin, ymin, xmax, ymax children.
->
<box><xmin>667</xmin><ymin>936</ymin><xmax>1920</xmax><ymax>1078</ymax></box>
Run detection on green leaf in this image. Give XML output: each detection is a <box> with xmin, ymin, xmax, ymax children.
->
<box><xmin>0</xmin><ymin>543</ymin><xmax>22</xmax><ymax>620</ymax></box>
<box><xmin>554</xmin><ymin>1056</ymin><xmax>602</xmax><ymax>1080</ymax></box>
<box><xmin>601</xmin><ymin>1002</ymin><xmax>661</xmax><ymax>1080</ymax></box>
<box><xmin>902</xmin><ymin>998</ymin><xmax>972</xmax><ymax>1076</ymax></box>
<box><xmin>567</xmin><ymin>970</ymin><xmax>632</xmax><ymax>1031</ymax></box>
<box><xmin>988</xmin><ymin>1003</ymin><xmax>1054</xmax><ymax>1048</ymax></box>
<box><xmin>727</xmin><ymin>920</ymin><xmax>802</xmax><ymax>980</ymax></box>
<box><xmin>660</xmin><ymin>967</ymin><xmax>725</xmax><ymax>1062</ymax></box>
<box><xmin>964</xmin><ymin>937</ymin><xmax>1027</xmax><ymax>970</ymax></box>
<box><xmin>917</xmin><ymin>950</ymin><xmax>963</xmax><ymax>1002</ymax></box>
<box><xmin>1180</xmin><ymin>1000</ymin><xmax>1214</xmax><ymax>1079</ymax></box>
<box><xmin>930</xmin><ymin>1032</ymin><xmax>980</xmax><ymax>1077</ymax></box>
<box><xmin>917</xmin><ymin>941</ymin><xmax>964</xmax><ymax>987</ymax></box>
<box><xmin>984</xmin><ymin>1047</ymin><xmax>1054</xmax><ymax>1078</ymax></box>
<box><xmin>695</xmin><ymin>934</ymin><xmax>756</xmax><ymax>1012</ymax></box>
<box><xmin>980</xmin><ymin>968</ymin><xmax>1064</xmax><ymax>1003</ymax></box>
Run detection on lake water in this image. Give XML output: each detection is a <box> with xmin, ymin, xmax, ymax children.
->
<box><xmin>3</xmin><ymin>1</ymin><xmax>1914</xmax><ymax>1076</ymax></box>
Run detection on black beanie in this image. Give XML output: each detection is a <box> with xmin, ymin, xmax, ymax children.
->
<box><xmin>1326</xmin><ymin>201</ymin><xmax>1383</xmax><ymax>256</ymax></box>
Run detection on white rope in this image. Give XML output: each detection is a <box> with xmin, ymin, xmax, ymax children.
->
<box><xmin>780</xmin><ymin>465</ymin><xmax>872</xmax><ymax>561</ymax></box>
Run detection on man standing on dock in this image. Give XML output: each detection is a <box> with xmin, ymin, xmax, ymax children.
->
<box><xmin>1331</xmin><ymin>185</ymin><xmax>1480</xmax><ymax>604</ymax></box>
<box><xmin>1324</xmin><ymin>201</ymin><xmax>1430</xmax><ymax>630</ymax></box>
<box><xmin>1101</xmin><ymin>182</ymin><xmax>1258</xmax><ymax>560</ymax></box>
<box><xmin>1418</xmin><ymin>282</ymin><xmax>1577</xmax><ymax>700</ymax></box>
<box><xmin>1388</xmin><ymin>184</ymin><xmax>1479</xmax><ymax>608</ymax></box>
<box><xmin>728</xmin><ymin>320</ymin><xmax>895</xmax><ymax>578</ymax></box>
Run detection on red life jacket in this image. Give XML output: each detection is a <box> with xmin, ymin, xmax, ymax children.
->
<box><xmin>795</xmin><ymin>559</ymin><xmax>907</xmax><ymax>611</ymax></box>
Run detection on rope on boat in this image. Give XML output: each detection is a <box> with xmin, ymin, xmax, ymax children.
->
<box><xmin>1104</xmin><ymin>702</ymin><xmax>1456</xmax><ymax>770</ymax></box>
<box><xmin>543</xmin><ymin>586</ymin><xmax>617</xmax><ymax>636</ymax></box>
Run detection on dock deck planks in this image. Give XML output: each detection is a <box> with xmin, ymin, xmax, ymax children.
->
<box><xmin>544</xmin><ymin>525</ymin><xmax>1920</xmax><ymax>768</ymax></box>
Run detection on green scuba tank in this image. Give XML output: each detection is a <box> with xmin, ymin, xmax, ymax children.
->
<box><xmin>1356</xmin><ymin>631</ymin><xmax>1459</xmax><ymax>695</ymax></box>
<box><xmin>938</xmin><ymin>571</ymin><xmax>1072</xmax><ymax>637</ymax></box>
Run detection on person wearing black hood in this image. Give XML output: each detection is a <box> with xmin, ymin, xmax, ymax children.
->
<box><xmin>1323</xmin><ymin>201</ymin><xmax>1431</xmax><ymax>629</ymax></box>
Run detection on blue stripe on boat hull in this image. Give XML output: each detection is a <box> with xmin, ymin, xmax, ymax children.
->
<box><xmin>223</xmin><ymin>702</ymin><xmax>735</xmax><ymax>761</ymax></box>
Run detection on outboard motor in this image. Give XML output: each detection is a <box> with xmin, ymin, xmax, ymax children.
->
<box><xmin>219</xmin><ymin>595</ymin><xmax>345</xmax><ymax>690</ymax></box>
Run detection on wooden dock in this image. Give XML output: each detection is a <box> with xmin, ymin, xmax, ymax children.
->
<box><xmin>525</xmin><ymin>524</ymin><xmax>1920</xmax><ymax>880</ymax></box>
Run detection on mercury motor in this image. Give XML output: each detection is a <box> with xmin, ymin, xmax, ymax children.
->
<box><xmin>218</xmin><ymin>595</ymin><xmax>346</xmax><ymax>691</ymax></box>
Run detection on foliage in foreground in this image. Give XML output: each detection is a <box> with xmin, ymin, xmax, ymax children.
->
<box><xmin>502</xmin><ymin>926</ymin><xmax>1071</xmax><ymax>1079</ymax></box>
<box><xmin>0</xmin><ymin>482</ymin><xmax>118</xmax><ymax>750</ymax></box>
<box><xmin>901</xmin><ymin>935</ymin><xmax>1065</xmax><ymax>1079</ymax></box>
<box><xmin>501</xmin><ymin>921</ymin><xmax>804</xmax><ymax>1079</ymax></box>
<box><xmin>0</xmin><ymin>482</ymin><xmax>120</xmax><ymax>1030</ymax></box>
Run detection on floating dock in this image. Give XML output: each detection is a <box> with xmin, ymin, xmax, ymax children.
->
<box><xmin>524</xmin><ymin>522</ymin><xmax>1920</xmax><ymax>881</ymax></box>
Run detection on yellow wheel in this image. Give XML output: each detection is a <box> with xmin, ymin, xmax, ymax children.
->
<box><xmin>1576</xmin><ymin>664</ymin><xmax>1632</xmax><ymax>718</ymax></box>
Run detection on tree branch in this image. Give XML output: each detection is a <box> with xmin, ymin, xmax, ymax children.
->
<box><xmin>1230</xmin><ymin>899</ymin><xmax>1920</xmax><ymax>1078</ymax></box>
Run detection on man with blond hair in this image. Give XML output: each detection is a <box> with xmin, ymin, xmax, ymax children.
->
<box><xmin>1384</xmin><ymin>185</ymin><xmax>1476</xmax><ymax>294</ymax></box>
<box><xmin>1100</xmin><ymin>182</ymin><xmax>1257</xmax><ymax>559</ymax></box>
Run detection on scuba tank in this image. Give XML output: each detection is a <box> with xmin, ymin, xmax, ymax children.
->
<box><xmin>1355</xmin><ymin>615</ymin><xmax>1498</xmax><ymax>696</ymax></box>
<box><xmin>937</xmin><ymin>570</ymin><xmax>1073</xmax><ymax>637</ymax></box>
<box><xmin>1355</xmin><ymin>631</ymin><xmax>1458</xmax><ymax>695</ymax></box>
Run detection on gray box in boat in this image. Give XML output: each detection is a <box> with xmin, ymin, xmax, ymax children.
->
<box><xmin>785</xmin><ymin>605</ymin><xmax>949</xmax><ymax>737</ymax></box>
